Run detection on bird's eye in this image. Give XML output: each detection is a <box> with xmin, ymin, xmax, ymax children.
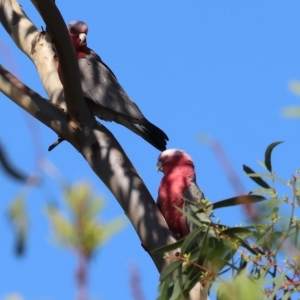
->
<box><xmin>69</xmin><ymin>27</ymin><xmax>76</xmax><ymax>34</ymax></box>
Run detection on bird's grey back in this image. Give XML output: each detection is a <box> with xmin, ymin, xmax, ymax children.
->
<box><xmin>78</xmin><ymin>49</ymin><xmax>145</xmax><ymax>121</ymax></box>
<box><xmin>183</xmin><ymin>179</ymin><xmax>205</xmax><ymax>233</ymax></box>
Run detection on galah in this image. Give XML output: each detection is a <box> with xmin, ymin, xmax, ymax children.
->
<box><xmin>157</xmin><ymin>149</ymin><xmax>205</xmax><ymax>239</ymax></box>
<box><xmin>57</xmin><ymin>20</ymin><xmax>168</xmax><ymax>151</ymax></box>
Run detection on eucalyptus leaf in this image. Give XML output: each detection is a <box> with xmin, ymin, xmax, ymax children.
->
<box><xmin>209</xmin><ymin>195</ymin><xmax>266</xmax><ymax>210</ymax></box>
<box><xmin>283</xmin><ymin>106</ymin><xmax>300</xmax><ymax>118</ymax></box>
<box><xmin>267</xmin><ymin>271</ymin><xmax>286</xmax><ymax>299</ymax></box>
<box><xmin>248</xmin><ymin>173</ymin><xmax>286</xmax><ymax>185</ymax></box>
<box><xmin>251</xmin><ymin>188</ymin><xmax>275</xmax><ymax>195</ymax></box>
<box><xmin>152</xmin><ymin>239</ymin><xmax>184</xmax><ymax>254</ymax></box>
<box><xmin>160</xmin><ymin>260</ymin><xmax>183</xmax><ymax>282</ymax></box>
<box><xmin>243</xmin><ymin>165</ymin><xmax>271</xmax><ymax>188</ymax></box>
<box><xmin>264</xmin><ymin>141</ymin><xmax>283</xmax><ymax>173</ymax></box>
<box><xmin>181</xmin><ymin>227</ymin><xmax>206</xmax><ymax>254</ymax></box>
<box><xmin>169</xmin><ymin>273</ymin><xmax>184</xmax><ymax>300</ymax></box>
<box><xmin>221</xmin><ymin>227</ymin><xmax>253</xmax><ymax>239</ymax></box>
<box><xmin>281</xmin><ymin>290</ymin><xmax>291</xmax><ymax>300</ymax></box>
<box><xmin>256</xmin><ymin>159</ymin><xmax>268</xmax><ymax>171</ymax></box>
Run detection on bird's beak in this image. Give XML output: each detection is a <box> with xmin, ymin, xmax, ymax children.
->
<box><xmin>78</xmin><ymin>33</ymin><xmax>87</xmax><ymax>46</ymax></box>
<box><xmin>156</xmin><ymin>161</ymin><xmax>163</xmax><ymax>172</ymax></box>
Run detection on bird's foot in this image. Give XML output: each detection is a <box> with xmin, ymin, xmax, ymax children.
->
<box><xmin>48</xmin><ymin>137</ymin><xmax>65</xmax><ymax>151</ymax></box>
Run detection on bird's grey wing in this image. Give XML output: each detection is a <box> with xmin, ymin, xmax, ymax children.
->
<box><xmin>89</xmin><ymin>50</ymin><xmax>118</xmax><ymax>80</ymax></box>
<box><xmin>183</xmin><ymin>178</ymin><xmax>206</xmax><ymax>233</ymax></box>
<box><xmin>78</xmin><ymin>50</ymin><xmax>145</xmax><ymax>121</ymax></box>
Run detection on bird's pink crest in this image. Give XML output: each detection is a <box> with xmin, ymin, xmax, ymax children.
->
<box><xmin>67</xmin><ymin>21</ymin><xmax>89</xmax><ymax>53</ymax></box>
<box><xmin>157</xmin><ymin>149</ymin><xmax>194</xmax><ymax>174</ymax></box>
<box><xmin>158</xmin><ymin>148</ymin><xmax>191</xmax><ymax>162</ymax></box>
<box><xmin>67</xmin><ymin>21</ymin><xmax>88</xmax><ymax>35</ymax></box>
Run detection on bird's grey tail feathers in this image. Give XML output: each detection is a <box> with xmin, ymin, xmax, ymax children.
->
<box><xmin>133</xmin><ymin>119</ymin><xmax>169</xmax><ymax>151</ymax></box>
<box><xmin>117</xmin><ymin>117</ymin><xmax>168</xmax><ymax>151</ymax></box>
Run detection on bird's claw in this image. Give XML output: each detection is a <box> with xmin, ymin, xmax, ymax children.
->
<box><xmin>48</xmin><ymin>137</ymin><xmax>65</xmax><ymax>151</ymax></box>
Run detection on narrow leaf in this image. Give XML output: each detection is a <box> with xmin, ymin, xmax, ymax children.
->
<box><xmin>160</xmin><ymin>260</ymin><xmax>182</xmax><ymax>282</ymax></box>
<box><xmin>152</xmin><ymin>239</ymin><xmax>184</xmax><ymax>254</ymax></box>
<box><xmin>282</xmin><ymin>290</ymin><xmax>291</xmax><ymax>300</ymax></box>
<box><xmin>181</xmin><ymin>227</ymin><xmax>205</xmax><ymax>254</ymax></box>
<box><xmin>251</xmin><ymin>188</ymin><xmax>275</xmax><ymax>195</ymax></box>
<box><xmin>283</xmin><ymin>106</ymin><xmax>300</xmax><ymax>118</ymax></box>
<box><xmin>170</xmin><ymin>273</ymin><xmax>184</xmax><ymax>300</ymax></box>
<box><xmin>267</xmin><ymin>271</ymin><xmax>286</xmax><ymax>299</ymax></box>
<box><xmin>288</xmin><ymin>80</ymin><xmax>300</xmax><ymax>95</ymax></box>
<box><xmin>264</xmin><ymin>141</ymin><xmax>283</xmax><ymax>173</ymax></box>
<box><xmin>221</xmin><ymin>227</ymin><xmax>253</xmax><ymax>239</ymax></box>
<box><xmin>243</xmin><ymin>165</ymin><xmax>270</xmax><ymax>188</ymax></box>
<box><xmin>248</xmin><ymin>173</ymin><xmax>286</xmax><ymax>185</ymax></box>
<box><xmin>175</xmin><ymin>206</ymin><xmax>208</xmax><ymax>228</ymax></box>
<box><xmin>256</xmin><ymin>159</ymin><xmax>268</xmax><ymax>171</ymax></box>
<box><xmin>0</xmin><ymin>143</ymin><xmax>40</xmax><ymax>184</ymax></box>
<box><xmin>209</xmin><ymin>195</ymin><xmax>266</xmax><ymax>210</ymax></box>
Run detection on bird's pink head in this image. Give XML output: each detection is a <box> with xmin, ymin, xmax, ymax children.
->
<box><xmin>67</xmin><ymin>21</ymin><xmax>89</xmax><ymax>51</ymax></box>
<box><xmin>157</xmin><ymin>149</ymin><xmax>194</xmax><ymax>175</ymax></box>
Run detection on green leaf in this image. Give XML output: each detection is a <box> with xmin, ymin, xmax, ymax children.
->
<box><xmin>46</xmin><ymin>204</ymin><xmax>75</xmax><ymax>247</ymax></box>
<box><xmin>232</xmin><ymin>234</ymin><xmax>260</xmax><ymax>255</ymax></box>
<box><xmin>247</xmin><ymin>173</ymin><xmax>286</xmax><ymax>185</ymax></box>
<box><xmin>160</xmin><ymin>260</ymin><xmax>183</xmax><ymax>282</ymax></box>
<box><xmin>256</xmin><ymin>159</ymin><xmax>268</xmax><ymax>171</ymax></box>
<box><xmin>267</xmin><ymin>271</ymin><xmax>286</xmax><ymax>299</ymax></box>
<box><xmin>181</xmin><ymin>227</ymin><xmax>206</xmax><ymax>254</ymax></box>
<box><xmin>243</xmin><ymin>165</ymin><xmax>271</xmax><ymax>188</ymax></box>
<box><xmin>264</xmin><ymin>141</ymin><xmax>283</xmax><ymax>173</ymax></box>
<box><xmin>169</xmin><ymin>273</ymin><xmax>184</xmax><ymax>300</ymax></box>
<box><xmin>209</xmin><ymin>195</ymin><xmax>266</xmax><ymax>210</ymax></box>
<box><xmin>283</xmin><ymin>106</ymin><xmax>300</xmax><ymax>118</ymax></box>
<box><xmin>282</xmin><ymin>290</ymin><xmax>291</xmax><ymax>300</ymax></box>
<box><xmin>3</xmin><ymin>294</ymin><xmax>24</xmax><ymax>300</ymax></box>
<box><xmin>152</xmin><ymin>239</ymin><xmax>184</xmax><ymax>254</ymax></box>
<box><xmin>181</xmin><ymin>268</ymin><xmax>202</xmax><ymax>296</ymax></box>
<box><xmin>221</xmin><ymin>227</ymin><xmax>253</xmax><ymax>239</ymax></box>
<box><xmin>216</xmin><ymin>269</ymin><xmax>264</xmax><ymax>300</ymax></box>
<box><xmin>8</xmin><ymin>195</ymin><xmax>29</xmax><ymax>255</ymax></box>
<box><xmin>289</xmin><ymin>80</ymin><xmax>300</xmax><ymax>95</ymax></box>
<box><xmin>157</xmin><ymin>275</ymin><xmax>172</xmax><ymax>300</ymax></box>
<box><xmin>251</xmin><ymin>188</ymin><xmax>275</xmax><ymax>195</ymax></box>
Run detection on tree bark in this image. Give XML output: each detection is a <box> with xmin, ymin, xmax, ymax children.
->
<box><xmin>0</xmin><ymin>0</ymin><xmax>206</xmax><ymax>298</ymax></box>
<box><xmin>0</xmin><ymin>0</ymin><xmax>177</xmax><ymax>271</ymax></box>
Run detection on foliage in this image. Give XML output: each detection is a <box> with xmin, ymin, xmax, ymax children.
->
<box><xmin>155</xmin><ymin>141</ymin><xmax>300</xmax><ymax>300</ymax></box>
<box><xmin>7</xmin><ymin>195</ymin><xmax>28</xmax><ymax>255</ymax></box>
<box><xmin>3</xmin><ymin>294</ymin><xmax>24</xmax><ymax>300</ymax></box>
<box><xmin>46</xmin><ymin>181</ymin><xmax>125</xmax><ymax>258</ymax></box>
<box><xmin>283</xmin><ymin>80</ymin><xmax>300</xmax><ymax>118</ymax></box>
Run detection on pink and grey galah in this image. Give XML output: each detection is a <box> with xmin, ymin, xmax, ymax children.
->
<box><xmin>57</xmin><ymin>20</ymin><xmax>168</xmax><ymax>151</ymax></box>
<box><xmin>157</xmin><ymin>149</ymin><xmax>205</xmax><ymax>239</ymax></box>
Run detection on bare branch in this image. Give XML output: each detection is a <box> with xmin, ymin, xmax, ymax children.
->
<box><xmin>0</xmin><ymin>9</ymin><xmax>178</xmax><ymax>275</ymax></box>
<box><xmin>0</xmin><ymin>141</ymin><xmax>38</xmax><ymax>184</ymax></box>
<box><xmin>32</xmin><ymin>0</ymin><xmax>91</xmax><ymax>125</ymax></box>
<box><xmin>0</xmin><ymin>0</ymin><xmax>206</xmax><ymax>298</ymax></box>
<box><xmin>0</xmin><ymin>64</ymin><xmax>78</xmax><ymax>145</ymax></box>
<box><xmin>0</xmin><ymin>0</ymin><xmax>65</xmax><ymax>108</ymax></box>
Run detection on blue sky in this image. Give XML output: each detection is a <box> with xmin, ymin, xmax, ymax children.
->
<box><xmin>1</xmin><ymin>1</ymin><xmax>300</xmax><ymax>299</ymax></box>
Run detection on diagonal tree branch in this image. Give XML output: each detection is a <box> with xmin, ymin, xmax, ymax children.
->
<box><xmin>0</xmin><ymin>0</ymin><xmax>208</xmax><ymax>298</ymax></box>
<box><xmin>0</xmin><ymin>0</ymin><xmax>65</xmax><ymax>108</ymax></box>
<box><xmin>32</xmin><ymin>0</ymin><xmax>91</xmax><ymax>125</ymax></box>
<box><xmin>0</xmin><ymin>64</ymin><xmax>80</xmax><ymax>147</ymax></box>
<box><xmin>0</xmin><ymin>0</ymin><xmax>179</xmax><ymax>275</ymax></box>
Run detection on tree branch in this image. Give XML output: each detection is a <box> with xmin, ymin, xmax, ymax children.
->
<box><xmin>0</xmin><ymin>0</ymin><xmax>208</xmax><ymax>298</ymax></box>
<box><xmin>0</xmin><ymin>0</ymin><xmax>179</xmax><ymax>274</ymax></box>
<box><xmin>0</xmin><ymin>0</ymin><xmax>65</xmax><ymax>108</ymax></box>
<box><xmin>32</xmin><ymin>0</ymin><xmax>92</xmax><ymax>125</ymax></box>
